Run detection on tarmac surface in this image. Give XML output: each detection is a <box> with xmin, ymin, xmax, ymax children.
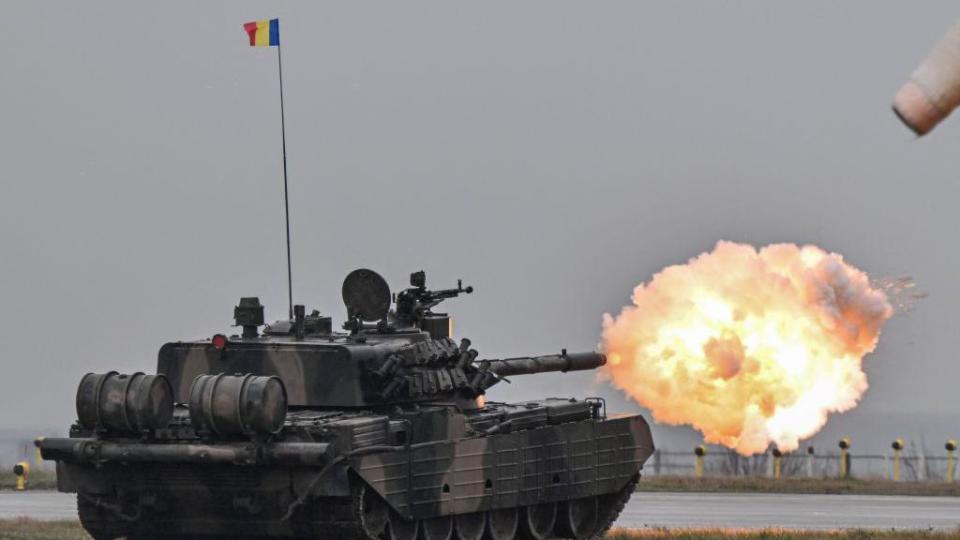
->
<box><xmin>1</xmin><ymin>491</ymin><xmax>959</xmax><ymax>530</ymax></box>
<box><xmin>0</xmin><ymin>491</ymin><xmax>76</xmax><ymax>520</ymax></box>
<box><xmin>624</xmin><ymin>492</ymin><xmax>960</xmax><ymax>530</ymax></box>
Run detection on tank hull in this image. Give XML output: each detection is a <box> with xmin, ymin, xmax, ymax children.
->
<box><xmin>52</xmin><ymin>412</ymin><xmax>652</xmax><ymax>539</ymax></box>
<box><xmin>355</xmin><ymin>413</ymin><xmax>651</xmax><ymax>520</ymax></box>
<box><xmin>45</xmin><ymin>268</ymin><xmax>657</xmax><ymax>539</ymax></box>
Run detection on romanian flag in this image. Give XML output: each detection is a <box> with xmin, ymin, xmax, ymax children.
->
<box><xmin>244</xmin><ymin>19</ymin><xmax>279</xmax><ymax>47</ymax></box>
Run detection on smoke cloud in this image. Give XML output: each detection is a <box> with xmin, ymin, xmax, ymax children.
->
<box><xmin>602</xmin><ymin>241</ymin><xmax>895</xmax><ymax>455</ymax></box>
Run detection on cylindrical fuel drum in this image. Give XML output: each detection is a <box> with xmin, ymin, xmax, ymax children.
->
<box><xmin>189</xmin><ymin>374</ymin><xmax>287</xmax><ymax>437</ymax></box>
<box><xmin>76</xmin><ymin>372</ymin><xmax>174</xmax><ymax>434</ymax></box>
<box><xmin>893</xmin><ymin>21</ymin><xmax>960</xmax><ymax>136</ymax></box>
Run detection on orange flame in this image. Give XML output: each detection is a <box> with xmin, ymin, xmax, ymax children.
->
<box><xmin>601</xmin><ymin>242</ymin><xmax>895</xmax><ymax>455</ymax></box>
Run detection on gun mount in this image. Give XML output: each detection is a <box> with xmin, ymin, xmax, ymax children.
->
<box><xmin>366</xmin><ymin>339</ymin><xmax>605</xmax><ymax>404</ymax></box>
<box><xmin>395</xmin><ymin>270</ymin><xmax>473</xmax><ymax>326</ymax></box>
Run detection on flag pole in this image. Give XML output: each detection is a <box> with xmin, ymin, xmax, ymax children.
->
<box><xmin>277</xmin><ymin>41</ymin><xmax>293</xmax><ymax>321</ymax></box>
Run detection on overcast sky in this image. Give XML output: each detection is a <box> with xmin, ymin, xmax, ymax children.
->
<box><xmin>0</xmin><ymin>2</ymin><xmax>957</xmax><ymax>453</ymax></box>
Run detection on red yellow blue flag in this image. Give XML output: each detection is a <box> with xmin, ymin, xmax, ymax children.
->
<box><xmin>243</xmin><ymin>19</ymin><xmax>279</xmax><ymax>47</ymax></box>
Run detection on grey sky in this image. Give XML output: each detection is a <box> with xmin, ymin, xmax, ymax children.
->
<box><xmin>0</xmin><ymin>2</ymin><xmax>957</xmax><ymax>453</ymax></box>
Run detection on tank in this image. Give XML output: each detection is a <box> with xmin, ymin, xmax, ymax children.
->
<box><xmin>39</xmin><ymin>268</ymin><xmax>655</xmax><ymax>540</ymax></box>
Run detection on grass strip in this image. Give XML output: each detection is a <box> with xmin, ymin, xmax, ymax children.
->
<box><xmin>0</xmin><ymin>470</ymin><xmax>58</xmax><ymax>491</ymax></box>
<box><xmin>607</xmin><ymin>527</ymin><xmax>960</xmax><ymax>539</ymax></box>
<box><xmin>0</xmin><ymin>520</ymin><xmax>957</xmax><ymax>539</ymax></box>
<box><xmin>638</xmin><ymin>476</ymin><xmax>960</xmax><ymax>497</ymax></box>
<box><xmin>0</xmin><ymin>518</ymin><xmax>89</xmax><ymax>540</ymax></box>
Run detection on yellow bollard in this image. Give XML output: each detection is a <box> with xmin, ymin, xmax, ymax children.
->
<box><xmin>947</xmin><ymin>440</ymin><xmax>957</xmax><ymax>483</ymax></box>
<box><xmin>839</xmin><ymin>438</ymin><xmax>851</xmax><ymax>479</ymax></box>
<box><xmin>772</xmin><ymin>447</ymin><xmax>783</xmax><ymax>480</ymax></box>
<box><xmin>891</xmin><ymin>439</ymin><xmax>904</xmax><ymax>481</ymax></box>
<box><xmin>694</xmin><ymin>445</ymin><xmax>706</xmax><ymax>478</ymax></box>
<box><xmin>13</xmin><ymin>461</ymin><xmax>30</xmax><ymax>491</ymax></box>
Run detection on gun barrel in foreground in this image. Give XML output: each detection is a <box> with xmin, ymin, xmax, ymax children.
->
<box><xmin>893</xmin><ymin>20</ymin><xmax>960</xmax><ymax>136</ymax></box>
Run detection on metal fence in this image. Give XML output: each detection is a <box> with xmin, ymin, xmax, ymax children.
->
<box><xmin>648</xmin><ymin>442</ymin><xmax>958</xmax><ymax>481</ymax></box>
<box><xmin>5</xmin><ymin>436</ymin><xmax>957</xmax><ymax>483</ymax></box>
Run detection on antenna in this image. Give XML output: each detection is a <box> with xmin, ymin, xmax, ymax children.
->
<box><xmin>242</xmin><ymin>19</ymin><xmax>293</xmax><ymax>319</ymax></box>
<box><xmin>277</xmin><ymin>38</ymin><xmax>293</xmax><ymax>320</ymax></box>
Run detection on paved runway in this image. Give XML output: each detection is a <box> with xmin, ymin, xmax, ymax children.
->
<box><xmin>0</xmin><ymin>491</ymin><xmax>76</xmax><ymax>520</ymax></box>
<box><xmin>1</xmin><ymin>491</ymin><xmax>959</xmax><ymax>530</ymax></box>
<box><xmin>620</xmin><ymin>492</ymin><xmax>960</xmax><ymax>530</ymax></box>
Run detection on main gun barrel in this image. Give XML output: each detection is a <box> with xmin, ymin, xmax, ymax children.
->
<box><xmin>893</xmin><ymin>20</ymin><xmax>960</xmax><ymax>136</ymax></box>
<box><xmin>484</xmin><ymin>352</ymin><xmax>606</xmax><ymax>377</ymax></box>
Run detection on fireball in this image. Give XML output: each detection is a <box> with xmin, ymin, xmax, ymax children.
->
<box><xmin>601</xmin><ymin>241</ymin><xmax>894</xmax><ymax>455</ymax></box>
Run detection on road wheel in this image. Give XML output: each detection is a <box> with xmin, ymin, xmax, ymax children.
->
<box><xmin>557</xmin><ymin>497</ymin><xmax>598</xmax><ymax>540</ymax></box>
<box><xmin>518</xmin><ymin>503</ymin><xmax>556</xmax><ymax>540</ymax></box>
<box><xmin>483</xmin><ymin>507</ymin><xmax>518</xmax><ymax>540</ymax></box>
<box><xmin>387</xmin><ymin>511</ymin><xmax>419</xmax><ymax>540</ymax></box>
<box><xmin>421</xmin><ymin>515</ymin><xmax>453</xmax><ymax>540</ymax></box>
<box><xmin>77</xmin><ymin>495</ymin><xmax>130</xmax><ymax>540</ymax></box>
<box><xmin>356</xmin><ymin>483</ymin><xmax>389</xmax><ymax>539</ymax></box>
<box><xmin>453</xmin><ymin>512</ymin><xmax>485</xmax><ymax>540</ymax></box>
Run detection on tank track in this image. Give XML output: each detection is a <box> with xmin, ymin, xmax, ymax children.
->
<box><xmin>339</xmin><ymin>474</ymin><xmax>639</xmax><ymax>540</ymax></box>
<box><xmin>307</xmin><ymin>474</ymin><xmax>641</xmax><ymax>540</ymax></box>
<box><xmin>300</xmin><ymin>486</ymin><xmax>367</xmax><ymax>540</ymax></box>
<box><xmin>77</xmin><ymin>495</ymin><xmax>130</xmax><ymax>540</ymax></box>
<box><xmin>591</xmin><ymin>472</ymin><xmax>640</xmax><ymax>539</ymax></box>
<box><xmin>76</xmin><ymin>492</ymin><xmax>362</xmax><ymax>540</ymax></box>
<box><xmin>76</xmin><ymin>474</ymin><xmax>639</xmax><ymax>540</ymax></box>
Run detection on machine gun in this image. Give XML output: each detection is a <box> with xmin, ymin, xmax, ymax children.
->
<box><xmin>394</xmin><ymin>270</ymin><xmax>473</xmax><ymax>327</ymax></box>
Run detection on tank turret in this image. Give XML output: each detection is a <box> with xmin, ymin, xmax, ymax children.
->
<box><xmin>38</xmin><ymin>268</ymin><xmax>653</xmax><ymax>540</ymax></box>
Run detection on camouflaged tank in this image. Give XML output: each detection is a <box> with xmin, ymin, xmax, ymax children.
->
<box><xmin>38</xmin><ymin>269</ymin><xmax>655</xmax><ymax>540</ymax></box>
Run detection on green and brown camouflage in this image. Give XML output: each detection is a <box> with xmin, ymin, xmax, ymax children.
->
<box><xmin>38</xmin><ymin>269</ymin><xmax>655</xmax><ymax>540</ymax></box>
